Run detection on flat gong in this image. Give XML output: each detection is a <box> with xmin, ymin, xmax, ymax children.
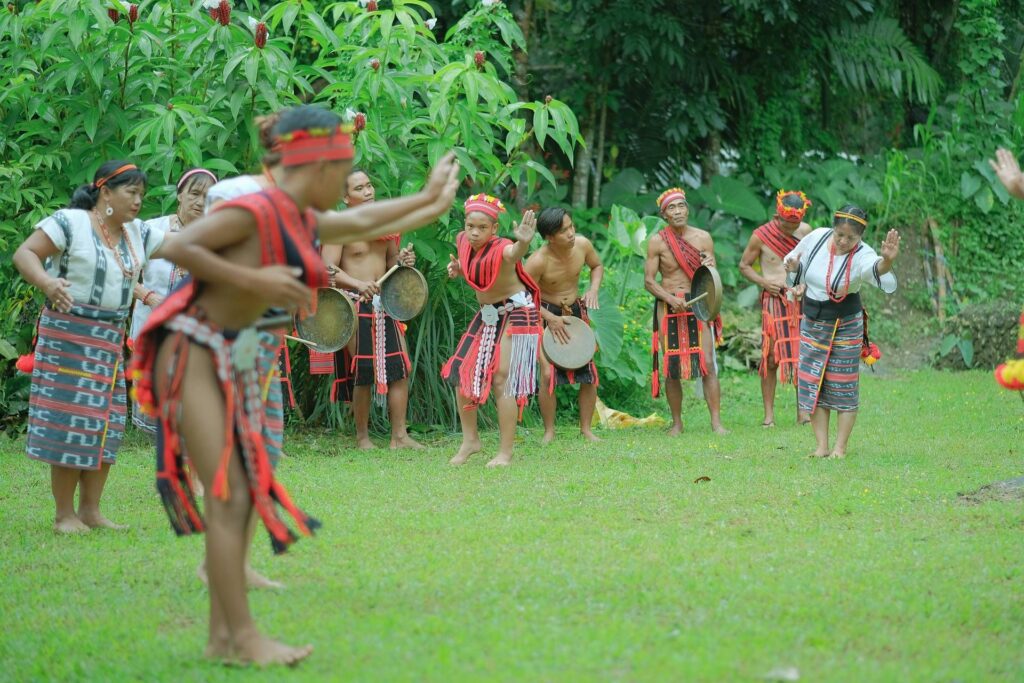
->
<box><xmin>688</xmin><ymin>265</ymin><xmax>723</xmax><ymax>322</ymax></box>
<box><xmin>380</xmin><ymin>266</ymin><xmax>428</xmax><ymax>322</ymax></box>
<box><xmin>542</xmin><ymin>316</ymin><xmax>597</xmax><ymax>370</ymax></box>
<box><xmin>293</xmin><ymin>288</ymin><xmax>357</xmax><ymax>353</ymax></box>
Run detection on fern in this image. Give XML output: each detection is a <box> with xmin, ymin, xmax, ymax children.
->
<box><xmin>825</xmin><ymin>16</ymin><xmax>943</xmax><ymax>103</ymax></box>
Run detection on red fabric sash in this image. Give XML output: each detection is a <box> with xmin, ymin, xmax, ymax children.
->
<box><xmin>659</xmin><ymin>227</ymin><xmax>702</xmax><ymax>279</ymax></box>
<box><xmin>754</xmin><ymin>219</ymin><xmax>800</xmax><ymax>261</ymax></box>
<box><xmin>456</xmin><ymin>233</ymin><xmax>540</xmax><ymax>303</ymax></box>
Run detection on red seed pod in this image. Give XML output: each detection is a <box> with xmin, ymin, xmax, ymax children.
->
<box><xmin>370</xmin><ymin>58</ymin><xmax>380</xmax><ymax>71</ymax></box>
<box><xmin>354</xmin><ymin>112</ymin><xmax>367</xmax><ymax>132</ymax></box>
<box><xmin>107</xmin><ymin>8</ymin><xmax>120</xmax><ymax>22</ymax></box>
<box><xmin>474</xmin><ymin>50</ymin><xmax>485</xmax><ymax>70</ymax></box>
<box><xmin>367</xmin><ymin>0</ymin><xmax>377</xmax><ymax>11</ymax></box>
<box><xmin>217</xmin><ymin>0</ymin><xmax>230</xmax><ymax>26</ymax></box>
<box><xmin>208</xmin><ymin>8</ymin><xmax>218</xmax><ymax>20</ymax></box>
<box><xmin>128</xmin><ymin>4</ymin><xmax>138</xmax><ymax>24</ymax></box>
<box><xmin>255</xmin><ymin>22</ymin><xmax>268</xmax><ymax>49</ymax></box>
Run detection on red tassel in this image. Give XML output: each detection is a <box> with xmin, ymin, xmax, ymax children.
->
<box><xmin>15</xmin><ymin>353</ymin><xmax>34</xmax><ymax>375</ymax></box>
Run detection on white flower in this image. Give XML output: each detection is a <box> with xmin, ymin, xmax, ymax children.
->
<box><xmin>246</xmin><ymin>15</ymin><xmax>258</xmax><ymax>31</ymax></box>
<box><xmin>425</xmin><ymin>18</ymin><xmax>437</xmax><ymax>29</ymax></box>
<box><xmin>357</xmin><ymin>0</ymin><xmax>370</xmax><ymax>6</ymax></box>
<box><xmin>201</xmin><ymin>0</ymin><xmax>220</xmax><ymax>8</ymax></box>
<box><xmin>480</xmin><ymin>0</ymin><xmax>499</xmax><ymax>6</ymax></box>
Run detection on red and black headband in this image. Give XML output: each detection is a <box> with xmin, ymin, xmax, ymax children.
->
<box><xmin>274</xmin><ymin>125</ymin><xmax>355</xmax><ymax>167</ymax></box>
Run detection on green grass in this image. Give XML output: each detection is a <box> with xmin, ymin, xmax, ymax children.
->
<box><xmin>1</xmin><ymin>370</ymin><xmax>1023</xmax><ymax>682</ymax></box>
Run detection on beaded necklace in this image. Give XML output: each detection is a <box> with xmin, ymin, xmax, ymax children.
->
<box><xmin>824</xmin><ymin>239</ymin><xmax>855</xmax><ymax>303</ymax></box>
<box><xmin>93</xmin><ymin>210</ymin><xmax>139</xmax><ymax>279</ymax></box>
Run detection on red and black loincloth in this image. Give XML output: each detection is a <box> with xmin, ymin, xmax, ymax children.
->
<box><xmin>759</xmin><ymin>291</ymin><xmax>801</xmax><ymax>384</ymax></box>
<box><xmin>540</xmin><ymin>298</ymin><xmax>598</xmax><ymax>391</ymax></box>
<box><xmin>308</xmin><ymin>294</ymin><xmax>410</xmax><ymax>404</ymax></box>
<box><xmin>651</xmin><ymin>294</ymin><xmax>718</xmax><ymax>397</ymax></box>
<box><xmin>442</xmin><ymin>292</ymin><xmax>541</xmax><ymax>415</ymax></box>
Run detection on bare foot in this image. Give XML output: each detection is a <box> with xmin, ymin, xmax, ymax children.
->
<box><xmin>390</xmin><ymin>434</ymin><xmax>426</xmax><ymax>450</ymax></box>
<box><xmin>808</xmin><ymin>449</ymin><xmax>829</xmax><ymax>458</ymax></box>
<box><xmin>205</xmin><ymin>634</ymin><xmax>234</xmax><ymax>662</ymax></box>
<box><xmin>667</xmin><ymin>423</ymin><xmax>684</xmax><ymax>437</ymax></box>
<box><xmin>829</xmin><ymin>450</ymin><xmax>847</xmax><ymax>459</ymax></box>
<box><xmin>486</xmin><ymin>452</ymin><xmax>513</xmax><ymax>468</ymax></box>
<box><xmin>761</xmin><ymin>420</ymin><xmax>775</xmax><ymax>428</ymax></box>
<box><xmin>77</xmin><ymin>512</ymin><xmax>128</xmax><ymax>530</ymax></box>
<box><xmin>712</xmin><ymin>424</ymin><xmax>730</xmax><ymax>435</ymax></box>
<box><xmin>54</xmin><ymin>516</ymin><xmax>91</xmax><ymax>534</ymax></box>
<box><xmin>581</xmin><ymin>431</ymin><xmax>601</xmax><ymax>443</ymax></box>
<box><xmin>541</xmin><ymin>430</ymin><xmax>555</xmax><ymax>445</ymax></box>
<box><xmin>246</xmin><ymin>567</ymin><xmax>285</xmax><ymax>590</ymax></box>
<box><xmin>234</xmin><ymin>631</ymin><xmax>313</xmax><ymax>668</ymax></box>
<box><xmin>797</xmin><ymin>413</ymin><xmax>811</xmax><ymax>425</ymax></box>
<box><xmin>356</xmin><ymin>436</ymin><xmax>376</xmax><ymax>450</ymax></box>
<box><xmin>449</xmin><ymin>439</ymin><xmax>481</xmax><ymax>465</ymax></box>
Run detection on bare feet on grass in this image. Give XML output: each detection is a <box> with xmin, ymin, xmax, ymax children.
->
<box><xmin>711</xmin><ymin>424</ymin><xmax>730</xmax><ymax>435</ymax></box>
<box><xmin>581</xmin><ymin>430</ymin><xmax>601</xmax><ymax>443</ymax></box>
<box><xmin>486</xmin><ymin>451</ymin><xmax>513</xmax><ymax>468</ymax></box>
<box><xmin>205</xmin><ymin>632</ymin><xmax>233</xmax><ymax>662</ymax></box>
<box><xmin>356</xmin><ymin>436</ymin><xmax>376</xmax><ymax>450</ymax></box>
<box><xmin>541</xmin><ymin>430</ymin><xmax>555</xmax><ymax>445</ymax></box>
<box><xmin>197</xmin><ymin>563</ymin><xmax>284</xmax><ymax>590</ymax></box>
<box><xmin>829</xmin><ymin>449</ymin><xmax>847</xmax><ymax>459</ymax></box>
<box><xmin>54</xmin><ymin>516</ymin><xmax>90</xmax><ymax>534</ymax></box>
<box><xmin>809</xmin><ymin>449</ymin><xmax>830</xmax><ymax>458</ymax></box>
<box><xmin>77</xmin><ymin>511</ymin><xmax>128</xmax><ymax>530</ymax></box>
<box><xmin>390</xmin><ymin>434</ymin><xmax>426</xmax><ymax>450</ymax></box>
<box><xmin>667</xmin><ymin>423</ymin><xmax>684</xmax><ymax>437</ymax></box>
<box><xmin>234</xmin><ymin>630</ymin><xmax>313</xmax><ymax>668</ymax></box>
<box><xmin>449</xmin><ymin>439</ymin><xmax>481</xmax><ymax>465</ymax></box>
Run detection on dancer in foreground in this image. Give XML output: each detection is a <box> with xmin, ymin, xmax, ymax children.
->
<box><xmin>131</xmin><ymin>105</ymin><xmax>460</xmax><ymax>666</ymax></box>
<box><xmin>784</xmin><ymin>205</ymin><xmax>900</xmax><ymax>458</ymax></box>
<box><xmin>524</xmin><ymin>207</ymin><xmax>603</xmax><ymax>443</ymax></box>
<box><xmin>443</xmin><ymin>194</ymin><xmax>542</xmax><ymax>467</ymax></box>
<box><xmin>739</xmin><ymin>189</ymin><xmax>813</xmax><ymax>426</ymax></box>
<box><xmin>13</xmin><ymin>160</ymin><xmax>166</xmax><ymax>532</ymax></box>
<box><xmin>644</xmin><ymin>188</ymin><xmax>727</xmax><ymax>435</ymax></box>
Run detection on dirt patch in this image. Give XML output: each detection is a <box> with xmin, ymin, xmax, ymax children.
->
<box><xmin>957</xmin><ymin>476</ymin><xmax>1024</xmax><ymax>504</ymax></box>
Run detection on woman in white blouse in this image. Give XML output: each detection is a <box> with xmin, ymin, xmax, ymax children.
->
<box><xmin>129</xmin><ymin>168</ymin><xmax>217</xmax><ymax>433</ymax></box>
<box><xmin>784</xmin><ymin>205</ymin><xmax>901</xmax><ymax>458</ymax></box>
<box><xmin>13</xmin><ymin>160</ymin><xmax>169</xmax><ymax>533</ymax></box>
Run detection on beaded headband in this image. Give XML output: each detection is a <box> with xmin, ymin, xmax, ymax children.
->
<box><xmin>274</xmin><ymin>125</ymin><xmax>355</xmax><ymax>167</ymax></box>
<box><xmin>657</xmin><ymin>187</ymin><xmax>687</xmax><ymax>212</ymax></box>
<box><xmin>463</xmin><ymin>193</ymin><xmax>506</xmax><ymax>220</ymax></box>
<box><xmin>776</xmin><ymin>189</ymin><xmax>812</xmax><ymax>221</ymax></box>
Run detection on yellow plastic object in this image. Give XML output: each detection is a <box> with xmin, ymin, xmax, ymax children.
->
<box><xmin>592</xmin><ymin>397</ymin><xmax>668</xmax><ymax>429</ymax></box>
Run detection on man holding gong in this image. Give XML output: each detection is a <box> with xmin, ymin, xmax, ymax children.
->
<box><xmin>644</xmin><ymin>188</ymin><xmax>728</xmax><ymax>435</ymax></box>
<box><xmin>525</xmin><ymin>207</ymin><xmax>604</xmax><ymax>444</ymax></box>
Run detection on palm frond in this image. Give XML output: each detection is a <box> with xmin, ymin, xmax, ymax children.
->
<box><xmin>825</xmin><ymin>16</ymin><xmax>943</xmax><ymax>103</ymax></box>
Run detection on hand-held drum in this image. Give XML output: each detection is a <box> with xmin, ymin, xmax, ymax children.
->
<box><xmin>541</xmin><ymin>316</ymin><xmax>597</xmax><ymax>370</ymax></box>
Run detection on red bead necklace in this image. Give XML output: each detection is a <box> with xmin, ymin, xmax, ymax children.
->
<box><xmin>824</xmin><ymin>241</ymin><xmax>854</xmax><ymax>303</ymax></box>
<box><xmin>93</xmin><ymin>210</ymin><xmax>139</xmax><ymax>279</ymax></box>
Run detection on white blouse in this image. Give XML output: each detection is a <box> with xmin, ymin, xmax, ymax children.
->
<box><xmin>205</xmin><ymin>175</ymin><xmax>263</xmax><ymax>211</ymax></box>
<box><xmin>786</xmin><ymin>227</ymin><xmax>897</xmax><ymax>300</ymax></box>
<box><xmin>130</xmin><ymin>215</ymin><xmax>183</xmax><ymax>339</ymax></box>
<box><xmin>36</xmin><ymin>209</ymin><xmax>165</xmax><ymax>311</ymax></box>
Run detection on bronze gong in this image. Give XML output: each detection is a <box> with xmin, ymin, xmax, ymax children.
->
<box><xmin>291</xmin><ymin>288</ymin><xmax>357</xmax><ymax>353</ymax></box>
<box><xmin>542</xmin><ymin>316</ymin><xmax>597</xmax><ymax>370</ymax></box>
<box><xmin>687</xmin><ymin>265</ymin><xmax>723</xmax><ymax>322</ymax></box>
<box><xmin>379</xmin><ymin>266</ymin><xmax>428</xmax><ymax>322</ymax></box>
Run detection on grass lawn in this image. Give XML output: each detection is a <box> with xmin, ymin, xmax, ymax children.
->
<box><xmin>1</xmin><ymin>369</ymin><xmax>1022</xmax><ymax>682</ymax></box>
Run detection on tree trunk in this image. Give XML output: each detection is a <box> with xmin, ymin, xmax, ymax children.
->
<box><xmin>591</xmin><ymin>87</ymin><xmax>608</xmax><ymax>207</ymax></box>
<box><xmin>572</xmin><ymin>98</ymin><xmax>596</xmax><ymax>207</ymax></box>
<box><xmin>701</xmin><ymin>129</ymin><xmax>721</xmax><ymax>184</ymax></box>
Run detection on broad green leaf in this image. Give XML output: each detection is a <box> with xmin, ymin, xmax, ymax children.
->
<box><xmin>959</xmin><ymin>171</ymin><xmax>982</xmax><ymax>199</ymax></box>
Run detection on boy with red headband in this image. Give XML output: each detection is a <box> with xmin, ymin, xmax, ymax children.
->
<box><xmin>739</xmin><ymin>189</ymin><xmax>813</xmax><ymax>427</ymax></box>
<box><xmin>443</xmin><ymin>194</ymin><xmax>541</xmax><ymax>467</ymax></box>
<box><xmin>644</xmin><ymin>187</ymin><xmax>727</xmax><ymax>435</ymax></box>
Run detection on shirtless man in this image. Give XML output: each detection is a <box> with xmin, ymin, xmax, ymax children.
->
<box><xmin>739</xmin><ymin>190</ymin><xmax>813</xmax><ymax>426</ymax></box>
<box><xmin>644</xmin><ymin>187</ymin><xmax>727</xmax><ymax>435</ymax></box>
<box><xmin>525</xmin><ymin>207</ymin><xmax>604</xmax><ymax>443</ymax></box>
<box><xmin>443</xmin><ymin>194</ymin><xmax>541</xmax><ymax>467</ymax></box>
<box><xmin>320</xmin><ymin>169</ymin><xmax>422</xmax><ymax>449</ymax></box>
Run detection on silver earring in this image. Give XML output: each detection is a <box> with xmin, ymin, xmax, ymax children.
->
<box><xmin>105</xmin><ymin>205</ymin><xmax>114</xmax><ymax>217</ymax></box>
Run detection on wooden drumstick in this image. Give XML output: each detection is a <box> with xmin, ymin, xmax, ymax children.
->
<box><xmin>285</xmin><ymin>334</ymin><xmax>324</xmax><ymax>351</ymax></box>
<box><xmin>376</xmin><ymin>264</ymin><xmax>401</xmax><ymax>286</ymax></box>
<box><xmin>684</xmin><ymin>291</ymin><xmax>710</xmax><ymax>307</ymax></box>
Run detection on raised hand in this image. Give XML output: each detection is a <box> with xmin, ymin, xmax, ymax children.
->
<box><xmin>513</xmin><ymin>209</ymin><xmax>537</xmax><ymax>244</ymax></box>
<box><xmin>879</xmin><ymin>229</ymin><xmax>901</xmax><ymax>262</ymax></box>
<box><xmin>989</xmin><ymin>148</ymin><xmax>1024</xmax><ymax>200</ymax></box>
<box><xmin>398</xmin><ymin>245</ymin><xmax>416</xmax><ymax>267</ymax></box>
<box><xmin>425</xmin><ymin>152</ymin><xmax>459</xmax><ymax>197</ymax></box>
<box><xmin>44</xmin><ymin>277</ymin><xmax>73</xmax><ymax>313</ymax></box>
<box><xmin>447</xmin><ymin>254</ymin><xmax>462</xmax><ymax>279</ymax></box>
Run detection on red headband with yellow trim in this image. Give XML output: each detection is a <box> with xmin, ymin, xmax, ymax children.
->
<box><xmin>274</xmin><ymin>125</ymin><xmax>355</xmax><ymax>167</ymax></box>
<box><xmin>657</xmin><ymin>187</ymin><xmax>687</xmax><ymax>212</ymax></box>
<box><xmin>463</xmin><ymin>193</ymin><xmax>506</xmax><ymax>220</ymax></box>
<box><xmin>776</xmin><ymin>189</ymin><xmax>812</xmax><ymax>221</ymax></box>
<box><xmin>94</xmin><ymin>164</ymin><xmax>138</xmax><ymax>189</ymax></box>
